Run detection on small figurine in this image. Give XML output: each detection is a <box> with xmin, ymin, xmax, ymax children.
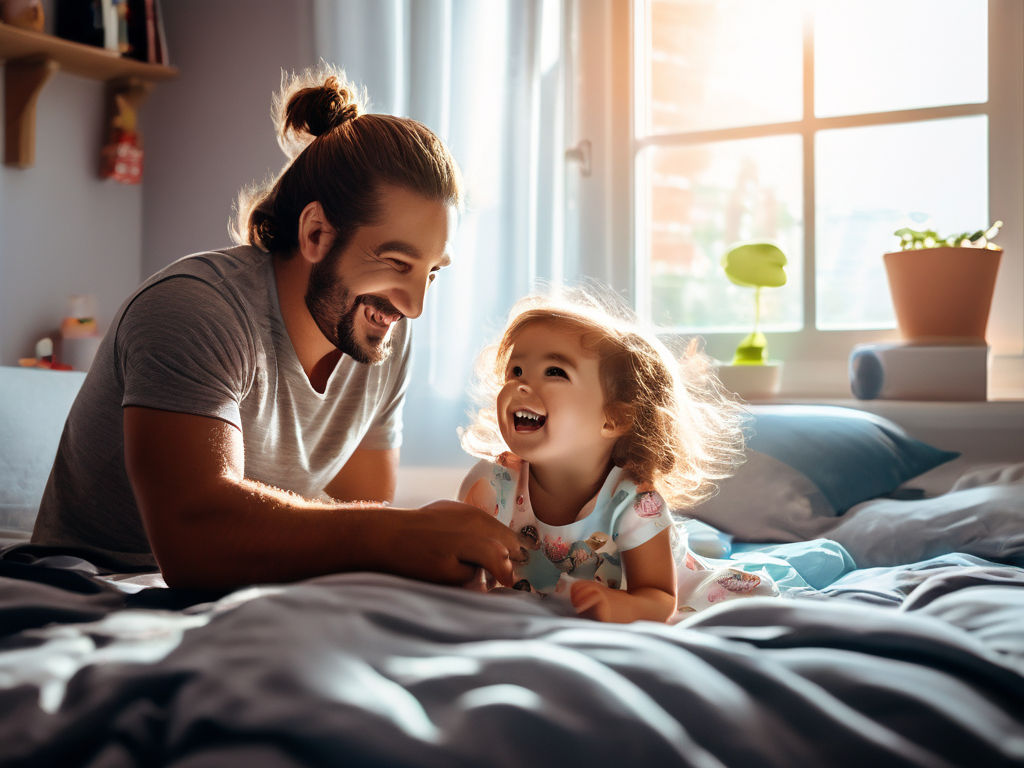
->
<box><xmin>18</xmin><ymin>337</ymin><xmax>73</xmax><ymax>370</ymax></box>
<box><xmin>100</xmin><ymin>92</ymin><xmax>143</xmax><ymax>184</ymax></box>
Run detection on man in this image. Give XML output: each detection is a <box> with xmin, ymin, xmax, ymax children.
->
<box><xmin>30</xmin><ymin>66</ymin><xmax>524</xmax><ymax>590</ymax></box>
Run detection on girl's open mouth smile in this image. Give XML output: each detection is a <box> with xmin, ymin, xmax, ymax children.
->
<box><xmin>513</xmin><ymin>409</ymin><xmax>546</xmax><ymax>432</ymax></box>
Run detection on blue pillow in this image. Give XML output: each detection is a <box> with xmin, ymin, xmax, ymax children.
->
<box><xmin>688</xmin><ymin>404</ymin><xmax>960</xmax><ymax>543</ymax></box>
<box><xmin>744</xmin><ymin>404</ymin><xmax>959</xmax><ymax>513</ymax></box>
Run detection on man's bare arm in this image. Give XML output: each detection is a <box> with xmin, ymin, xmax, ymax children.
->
<box><xmin>324</xmin><ymin>447</ymin><xmax>398</xmax><ymax>503</ymax></box>
<box><xmin>123</xmin><ymin>406</ymin><xmax>523</xmax><ymax>591</ymax></box>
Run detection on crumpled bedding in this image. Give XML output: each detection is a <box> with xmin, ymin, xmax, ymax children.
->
<box><xmin>690</xmin><ymin>461</ymin><xmax>1024</xmax><ymax>572</ymax></box>
<box><xmin>828</xmin><ymin>481</ymin><xmax>1024</xmax><ymax>568</ymax></box>
<box><xmin>1</xmin><ymin>559</ymin><xmax>1023</xmax><ymax>768</ymax></box>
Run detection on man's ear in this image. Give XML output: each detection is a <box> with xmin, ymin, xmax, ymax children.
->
<box><xmin>297</xmin><ymin>201</ymin><xmax>337</xmax><ymax>264</ymax></box>
<box><xmin>601</xmin><ymin>403</ymin><xmax>633</xmax><ymax>439</ymax></box>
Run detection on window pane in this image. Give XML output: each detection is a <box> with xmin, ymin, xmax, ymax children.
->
<box><xmin>815</xmin><ymin>116</ymin><xmax>988</xmax><ymax>330</ymax></box>
<box><xmin>645</xmin><ymin>0</ymin><xmax>803</xmax><ymax>134</ymax></box>
<box><xmin>815</xmin><ymin>0</ymin><xmax>987</xmax><ymax>118</ymax></box>
<box><xmin>644</xmin><ymin>136</ymin><xmax>803</xmax><ymax>332</ymax></box>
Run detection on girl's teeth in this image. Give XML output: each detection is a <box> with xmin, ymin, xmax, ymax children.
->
<box><xmin>513</xmin><ymin>410</ymin><xmax>546</xmax><ymax>430</ymax></box>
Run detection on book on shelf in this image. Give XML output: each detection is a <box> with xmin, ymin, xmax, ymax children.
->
<box><xmin>99</xmin><ymin>0</ymin><xmax>119</xmax><ymax>52</ymax></box>
<box><xmin>55</xmin><ymin>0</ymin><xmax>169</xmax><ymax>66</ymax></box>
<box><xmin>55</xmin><ymin>0</ymin><xmax>104</xmax><ymax>48</ymax></box>
<box><xmin>114</xmin><ymin>0</ymin><xmax>130</xmax><ymax>55</ymax></box>
<box><xmin>153</xmin><ymin>0</ymin><xmax>169</xmax><ymax>65</ymax></box>
<box><xmin>126</xmin><ymin>0</ymin><xmax>152</xmax><ymax>62</ymax></box>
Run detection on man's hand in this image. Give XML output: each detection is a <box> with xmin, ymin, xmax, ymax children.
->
<box><xmin>373</xmin><ymin>500</ymin><xmax>530</xmax><ymax>588</ymax></box>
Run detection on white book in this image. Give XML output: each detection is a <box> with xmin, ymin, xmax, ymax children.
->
<box><xmin>101</xmin><ymin>0</ymin><xmax>118</xmax><ymax>51</ymax></box>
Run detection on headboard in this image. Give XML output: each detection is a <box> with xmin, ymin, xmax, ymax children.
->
<box><xmin>0</xmin><ymin>366</ymin><xmax>86</xmax><ymax>534</ymax></box>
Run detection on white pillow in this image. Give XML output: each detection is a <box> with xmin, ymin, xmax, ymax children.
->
<box><xmin>689</xmin><ymin>450</ymin><xmax>838</xmax><ymax>542</ymax></box>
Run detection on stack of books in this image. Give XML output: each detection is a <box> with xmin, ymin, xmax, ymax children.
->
<box><xmin>55</xmin><ymin>0</ymin><xmax>169</xmax><ymax>65</ymax></box>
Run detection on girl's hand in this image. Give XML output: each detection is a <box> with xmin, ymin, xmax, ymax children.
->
<box><xmin>570</xmin><ymin>580</ymin><xmax>614</xmax><ymax>621</ymax></box>
<box><xmin>569</xmin><ymin>529</ymin><xmax>678</xmax><ymax>623</ymax></box>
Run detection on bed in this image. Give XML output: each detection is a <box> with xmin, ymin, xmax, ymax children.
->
<box><xmin>1</xmin><ymin>365</ymin><xmax>1023</xmax><ymax>767</ymax></box>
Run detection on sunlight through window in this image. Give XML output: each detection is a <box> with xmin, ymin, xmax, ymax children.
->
<box><xmin>636</xmin><ymin>0</ymin><xmax>991</xmax><ymax>336</ymax></box>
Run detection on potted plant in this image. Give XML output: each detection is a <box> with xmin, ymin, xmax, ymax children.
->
<box><xmin>714</xmin><ymin>242</ymin><xmax>788</xmax><ymax>399</ymax></box>
<box><xmin>885</xmin><ymin>220</ymin><xmax>1002</xmax><ymax>344</ymax></box>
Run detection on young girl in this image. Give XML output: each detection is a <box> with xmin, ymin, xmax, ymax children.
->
<box><xmin>458</xmin><ymin>290</ymin><xmax>776</xmax><ymax>623</ymax></box>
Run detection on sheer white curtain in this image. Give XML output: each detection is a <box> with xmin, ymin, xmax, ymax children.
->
<box><xmin>314</xmin><ymin>0</ymin><xmax>568</xmax><ymax>467</ymax></box>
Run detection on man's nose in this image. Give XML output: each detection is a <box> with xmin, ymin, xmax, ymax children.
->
<box><xmin>392</xmin><ymin>276</ymin><xmax>429</xmax><ymax>319</ymax></box>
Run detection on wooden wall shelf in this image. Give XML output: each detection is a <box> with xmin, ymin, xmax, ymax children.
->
<box><xmin>0</xmin><ymin>23</ymin><xmax>178</xmax><ymax>168</ymax></box>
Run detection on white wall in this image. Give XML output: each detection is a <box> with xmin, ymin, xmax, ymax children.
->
<box><xmin>0</xmin><ymin>58</ymin><xmax>142</xmax><ymax>365</ymax></box>
<box><xmin>142</xmin><ymin>0</ymin><xmax>316</xmax><ymax>276</ymax></box>
<box><xmin>0</xmin><ymin>0</ymin><xmax>316</xmax><ymax>366</ymax></box>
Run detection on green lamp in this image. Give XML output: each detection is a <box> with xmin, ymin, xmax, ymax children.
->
<box><xmin>721</xmin><ymin>242</ymin><xmax>788</xmax><ymax>365</ymax></box>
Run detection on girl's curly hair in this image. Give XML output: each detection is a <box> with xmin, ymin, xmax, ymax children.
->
<box><xmin>460</xmin><ymin>287</ymin><xmax>748</xmax><ymax>511</ymax></box>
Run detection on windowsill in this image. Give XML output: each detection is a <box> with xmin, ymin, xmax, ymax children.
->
<box><xmin>746</xmin><ymin>352</ymin><xmax>1024</xmax><ymax>401</ymax></box>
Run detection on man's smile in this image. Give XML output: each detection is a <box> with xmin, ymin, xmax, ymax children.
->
<box><xmin>361</xmin><ymin>296</ymin><xmax>403</xmax><ymax>332</ymax></box>
<box><xmin>364</xmin><ymin>304</ymin><xmax>400</xmax><ymax>330</ymax></box>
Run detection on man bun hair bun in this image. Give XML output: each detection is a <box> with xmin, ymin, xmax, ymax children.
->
<box><xmin>231</xmin><ymin>61</ymin><xmax>461</xmax><ymax>255</ymax></box>
<box><xmin>287</xmin><ymin>76</ymin><xmax>361</xmax><ymax>136</ymax></box>
<box><xmin>273</xmin><ymin>63</ymin><xmax>366</xmax><ymax>160</ymax></box>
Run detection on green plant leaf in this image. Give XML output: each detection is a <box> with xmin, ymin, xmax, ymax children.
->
<box><xmin>732</xmin><ymin>332</ymin><xmax>767</xmax><ymax>365</ymax></box>
<box><xmin>721</xmin><ymin>243</ymin><xmax>788</xmax><ymax>288</ymax></box>
<box><xmin>893</xmin><ymin>220</ymin><xmax>1002</xmax><ymax>250</ymax></box>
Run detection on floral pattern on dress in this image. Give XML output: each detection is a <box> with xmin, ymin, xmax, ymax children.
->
<box><xmin>461</xmin><ymin>455</ymin><xmax>672</xmax><ymax>597</ymax></box>
<box><xmin>634</xmin><ymin>492</ymin><xmax>663</xmax><ymax>518</ymax></box>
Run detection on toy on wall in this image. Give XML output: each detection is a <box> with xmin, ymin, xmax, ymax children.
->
<box><xmin>100</xmin><ymin>88</ymin><xmax>144</xmax><ymax>183</ymax></box>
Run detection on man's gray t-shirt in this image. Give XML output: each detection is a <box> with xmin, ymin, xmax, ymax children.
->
<box><xmin>31</xmin><ymin>246</ymin><xmax>410</xmax><ymax>570</ymax></box>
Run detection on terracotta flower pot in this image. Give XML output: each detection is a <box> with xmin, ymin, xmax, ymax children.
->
<box><xmin>883</xmin><ymin>246</ymin><xmax>1002</xmax><ymax>344</ymax></box>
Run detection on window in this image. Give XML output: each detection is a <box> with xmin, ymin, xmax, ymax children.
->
<box><xmin>568</xmin><ymin>0</ymin><xmax>1022</xmax><ymax>395</ymax></box>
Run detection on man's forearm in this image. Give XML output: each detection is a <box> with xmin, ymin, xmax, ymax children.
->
<box><xmin>124</xmin><ymin>407</ymin><xmax>516</xmax><ymax>590</ymax></box>
<box><xmin>147</xmin><ymin>476</ymin><xmax>524</xmax><ymax>591</ymax></box>
<box><xmin>150</xmin><ymin>476</ymin><xmax>400</xmax><ymax>589</ymax></box>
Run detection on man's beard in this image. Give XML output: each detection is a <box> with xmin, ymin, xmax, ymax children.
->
<box><xmin>305</xmin><ymin>251</ymin><xmax>396</xmax><ymax>365</ymax></box>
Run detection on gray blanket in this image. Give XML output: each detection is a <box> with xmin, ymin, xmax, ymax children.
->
<box><xmin>2</xmin><ymin>560</ymin><xmax>1023</xmax><ymax>768</ymax></box>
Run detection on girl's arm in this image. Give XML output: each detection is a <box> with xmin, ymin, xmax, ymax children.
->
<box><xmin>457</xmin><ymin>466</ymin><xmax>499</xmax><ymax>516</ymax></box>
<box><xmin>457</xmin><ymin>465</ymin><xmax>502</xmax><ymax>591</ymax></box>
<box><xmin>570</xmin><ymin>529</ymin><xmax>677</xmax><ymax>623</ymax></box>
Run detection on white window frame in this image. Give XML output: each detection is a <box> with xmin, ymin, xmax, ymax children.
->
<box><xmin>566</xmin><ymin>0</ymin><xmax>1023</xmax><ymax>398</ymax></box>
